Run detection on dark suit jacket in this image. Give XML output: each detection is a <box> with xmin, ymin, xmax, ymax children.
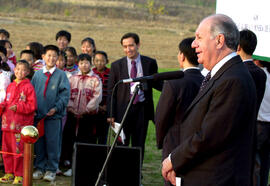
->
<box><xmin>244</xmin><ymin>60</ymin><xmax>266</xmax><ymax>114</ymax></box>
<box><xmin>155</xmin><ymin>69</ymin><xmax>204</xmax><ymax>159</ymax></box>
<box><xmin>107</xmin><ymin>55</ymin><xmax>162</xmax><ymax>123</ymax></box>
<box><xmin>171</xmin><ymin>55</ymin><xmax>257</xmax><ymax>186</ymax></box>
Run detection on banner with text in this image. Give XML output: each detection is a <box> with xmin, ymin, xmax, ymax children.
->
<box><xmin>216</xmin><ymin>0</ymin><xmax>270</xmax><ymax>61</ymax></box>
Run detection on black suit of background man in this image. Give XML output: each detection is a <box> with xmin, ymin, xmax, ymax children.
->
<box><xmin>237</xmin><ymin>29</ymin><xmax>267</xmax><ymax>186</ymax></box>
<box><xmin>156</xmin><ymin>69</ymin><xmax>203</xmax><ymax>160</ymax></box>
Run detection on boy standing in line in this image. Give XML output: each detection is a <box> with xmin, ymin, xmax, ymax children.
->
<box><xmin>0</xmin><ymin>60</ymin><xmax>37</xmax><ymax>184</ymax></box>
<box><xmin>31</xmin><ymin>45</ymin><xmax>70</xmax><ymax>182</ymax></box>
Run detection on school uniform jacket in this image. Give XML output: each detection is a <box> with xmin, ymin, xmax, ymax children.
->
<box><xmin>67</xmin><ymin>70</ymin><xmax>102</xmax><ymax>116</ymax></box>
<box><xmin>0</xmin><ymin>79</ymin><xmax>37</xmax><ymax>133</ymax></box>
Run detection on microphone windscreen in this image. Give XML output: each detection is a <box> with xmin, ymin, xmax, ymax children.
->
<box><xmin>153</xmin><ymin>71</ymin><xmax>184</xmax><ymax>81</ymax></box>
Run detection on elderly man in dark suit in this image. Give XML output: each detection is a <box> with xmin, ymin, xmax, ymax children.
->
<box><xmin>107</xmin><ymin>32</ymin><xmax>162</xmax><ymax>162</ymax></box>
<box><xmin>156</xmin><ymin>37</ymin><xmax>204</xmax><ymax>186</ymax></box>
<box><xmin>162</xmin><ymin>14</ymin><xmax>257</xmax><ymax>186</ymax></box>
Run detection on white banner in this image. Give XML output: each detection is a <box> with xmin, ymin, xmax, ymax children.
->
<box><xmin>216</xmin><ymin>0</ymin><xmax>270</xmax><ymax>61</ymax></box>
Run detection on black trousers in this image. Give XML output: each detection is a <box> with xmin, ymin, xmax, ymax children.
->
<box><xmin>117</xmin><ymin>102</ymin><xmax>149</xmax><ymax>162</ymax></box>
<box><xmin>60</xmin><ymin>112</ymin><xmax>97</xmax><ymax>166</ymax></box>
<box><xmin>255</xmin><ymin>121</ymin><xmax>270</xmax><ymax>186</ymax></box>
<box><xmin>96</xmin><ymin>112</ymin><xmax>109</xmax><ymax>145</ymax></box>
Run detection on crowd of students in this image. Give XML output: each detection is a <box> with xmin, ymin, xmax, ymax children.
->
<box><xmin>0</xmin><ymin>28</ymin><xmax>110</xmax><ymax>184</ymax></box>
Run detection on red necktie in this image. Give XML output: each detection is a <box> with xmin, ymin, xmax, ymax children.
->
<box><xmin>43</xmin><ymin>72</ymin><xmax>52</xmax><ymax>98</ymax></box>
<box><xmin>130</xmin><ymin>61</ymin><xmax>139</xmax><ymax>104</ymax></box>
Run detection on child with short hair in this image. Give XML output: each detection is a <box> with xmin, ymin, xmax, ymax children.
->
<box><xmin>56</xmin><ymin>30</ymin><xmax>71</xmax><ymax>51</ymax></box>
<box><xmin>20</xmin><ymin>50</ymin><xmax>35</xmax><ymax>80</ymax></box>
<box><xmin>92</xmin><ymin>51</ymin><xmax>110</xmax><ymax>144</ymax></box>
<box><xmin>0</xmin><ymin>60</ymin><xmax>37</xmax><ymax>184</ymax></box>
<box><xmin>26</xmin><ymin>42</ymin><xmax>44</xmax><ymax>71</ymax></box>
<box><xmin>81</xmin><ymin>37</ymin><xmax>96</xmax><ymax>58</ymax></box>
<box><xmin>20</xmin><ymin>50</ymin><xmax>34</xmax><ymax>66</ymax></box>
<box><xmin>61</xmin><ymin>53</ymin><xmax>102</xmax><ymax>176</ymax></box>
<box><xmin>0</xmin><ymin>28</ymin><xmax>10</xmax><ymax>40</ymax></box>
<box><xmin>64</xmin><ymin>46</ymin><xmax>78</xmax><ymax>75</ymax></box>
<box><xmin>0</xmin><ymin>29</ymin><xmax>9</xmax><ymax>40</ymax></box>
<box><xmin>31</xmin><ymin>45</ymin><xmax>70</xmax><ymax>182</ymax></box>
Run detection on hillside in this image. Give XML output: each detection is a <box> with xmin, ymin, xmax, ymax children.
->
<box><xmin>0</xmin><ymin>0</ymin><xmax>215</xmax><ymax>68</ymax></box>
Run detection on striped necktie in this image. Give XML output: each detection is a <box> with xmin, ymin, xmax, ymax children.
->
<box><xmin>199</xmin><ymin>71</ymin><xmax>211</xmax><ymax>92</ymax></box>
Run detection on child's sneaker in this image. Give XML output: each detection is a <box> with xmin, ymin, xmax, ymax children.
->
<box><xmin>63</xmin><ymin>168</ymin><xmax>72</xmax><ymax>177</ymax></box>
<box><xmin>43</xmin><ymin>171</ymin><xmax>56</xmax><ymax>182</ymax></box>
<box><xmin>56</xmin><ymin>168</ymin><xmax>62</xmax><ymax>175</ymax></box>
<box><xmin>0</xmin><ymin>173</ymin><xmax>14</xmax><ymax>183</ymax></box>
<box><xmin>33</xmin><ymin>170</ymin><xmax>44</xmax><ymax>180</ymax></box>
<box><xmin>12</xmin><ymin>176</ymin><xmax>23</xmax><ymax>184</ymax></box>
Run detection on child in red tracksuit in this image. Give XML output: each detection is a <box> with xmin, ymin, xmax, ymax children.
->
<box><xmin>0</xmin><ymin>60</ymin><xmax>37</xmax><ymax>184</ymax></box>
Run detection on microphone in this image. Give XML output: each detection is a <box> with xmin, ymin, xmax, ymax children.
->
<box><xmin>120</xmin><ymin>71</ymin><xmax>184</xmax><ymax>83</ymax></box>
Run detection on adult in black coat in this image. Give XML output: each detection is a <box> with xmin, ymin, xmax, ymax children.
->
<box><xmin>237</xmin><ymin>29</ymin><xmax>267</xmax><ymax>186</ymax></box>
<box><xmin>155</xmin><ymin>37</ymin><xmax>203</xmax><ymax>158</ymax></box>
<box><xmin>156</xmin><ymin>37</ymin><xmax>204</xmax><ymax>186</ymax></box>
<box><xmin>107</xmin><ymin>33</ymin><xmax>162</xmax><ymax>162</ymax></box>
<box><xmin>162</xmin><ymin>14</ymin><xmax>257</xmax><ymax>186</ymax></box>
<box><xmin>237</xmin><ymin>29</ymin><xmax>266</xmax><ymax>113</ymax></box>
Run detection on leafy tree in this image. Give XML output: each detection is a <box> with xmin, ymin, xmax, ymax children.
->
<box><xmin>145</xmin><ymin>0</ymin><xmax>166</xmax><ymax>20</ymax></box>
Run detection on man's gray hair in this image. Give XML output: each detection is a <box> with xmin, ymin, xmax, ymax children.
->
<box><xmin>209</xmin><ymin>14</ymin><xmax>239</xmax><ymax>51</ymax></box>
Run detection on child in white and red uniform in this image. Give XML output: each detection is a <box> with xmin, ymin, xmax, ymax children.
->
<box><xmin>61</xmin><ymin>53</ymin><xmax>102</xmax><ymax>176</ymax></box>
<box><xmin>0</xmin><ymin>60</ymin><xmax>37</xmax><ymax>184</ymax></box>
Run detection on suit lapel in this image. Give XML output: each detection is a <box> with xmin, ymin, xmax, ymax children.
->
<box><xmin>140</xmin><ymin>55</ymin><xmax>148</xmax><ymax>76</ymax></box>
<box><xmin>121</xmin><ymin>57</ymin><xmax>129</xmax><ymax>79</ymax></box>
<box><xmin>184</xmin><ymin>55</ymin><xmax>242</xmax><ymax>116</ymax></box>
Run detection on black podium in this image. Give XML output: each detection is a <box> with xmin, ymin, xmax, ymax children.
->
<box><xmin>72</xmin><ymin>143</ymin><xmax>141</xmax><ymax>186</ymax></box>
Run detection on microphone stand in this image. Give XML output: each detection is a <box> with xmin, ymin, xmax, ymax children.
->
<box><xmin>95</xmin><ymin>83</ymin><xmax>142</xmax><ymax>186</ymax></box>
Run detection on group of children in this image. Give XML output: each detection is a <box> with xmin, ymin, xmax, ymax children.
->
<box><xmin>0</xmin><ymin>28</ymin><xmax>111</xmax><ymax>184</ymax></box>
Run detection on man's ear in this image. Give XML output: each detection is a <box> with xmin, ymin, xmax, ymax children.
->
<box><xmin>216</xmin><ymin>34</ymin><xmax>225</xmax><ymax>49</ymax></box>
<box><xmin>181</xmin><ymin>53</ymin><xmax>185</xmax><ymax>62</ymax></box>
<box><xmin>237</xmin><ymin>45</ymin><xmax>241</xmax><ymax>52</ymax></box>
<box><xmin>136</xmin><ymin>43</ymin><xmax>140</xmax><ymax>49</ymax></box>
